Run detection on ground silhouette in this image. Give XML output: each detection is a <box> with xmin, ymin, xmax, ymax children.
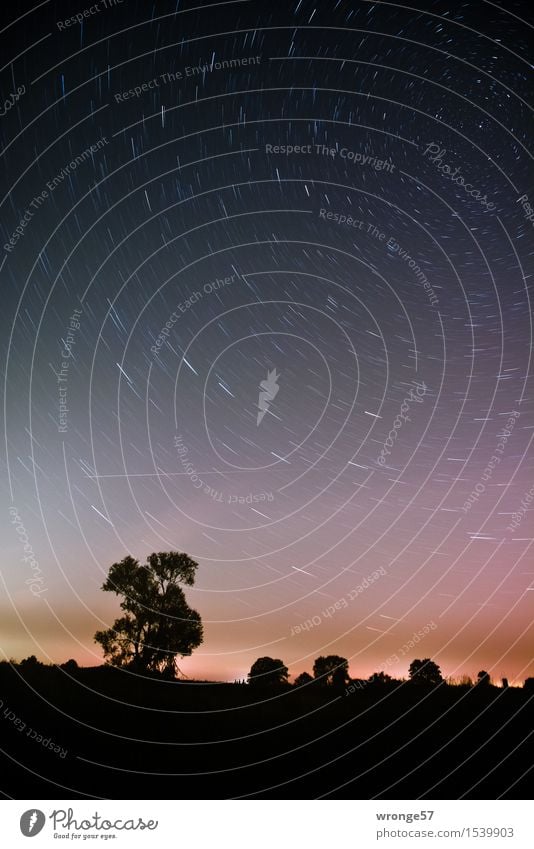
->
<box><xmin>1</xmin><ymin>656</ymin><xmax>532</xmax><ymax>799</ymax></box>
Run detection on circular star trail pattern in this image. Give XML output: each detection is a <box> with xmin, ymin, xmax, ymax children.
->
<box><xmin>1</xmin><ymin>0</ymin><xmax>533</xmax><ymax>799</ymax></box>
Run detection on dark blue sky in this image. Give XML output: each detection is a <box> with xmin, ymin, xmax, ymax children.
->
<box><xmin>1</xmin><ymin>0</ymin><xmax>533</xmax><ymax>683</ymax></box>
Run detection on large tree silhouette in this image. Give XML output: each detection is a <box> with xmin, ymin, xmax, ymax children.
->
<box><xmin>294</xmin><ymin>671</ymin><xmax>314</xmax><ymax>687</ymax></box>
<box><xmin>248</xmin><ymin>657</ymin><xmax>289</xmax><ymax>687</ymax></box>
<box><xmin>367</xmin><ymin>671</ymin><xmax>394</xmax><ymax>687</ymax></box>
<box><xmin>94</xmin><ymin>551</ymin><xmax>203</xmax><ymax>676</ymax></box>
<box><xmin>313</xmin><ymin>655</ymin><xmax>350</xmax><ymax>688</ymax></box>
<box><xmin>408</xmin><ymin>658</ymin><xmax>443</xmax><ymax>686</ymax></box>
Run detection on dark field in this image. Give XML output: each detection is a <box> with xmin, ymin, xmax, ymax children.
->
<box><xmin>1</xmin><ymin>663</ymin><xmax>532</xmax><ymax>799</ymax></box>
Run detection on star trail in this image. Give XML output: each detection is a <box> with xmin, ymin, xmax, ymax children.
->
<box><xmin>1</xmin><ymin>0</ymin><xmax>533</xmax><ymax>688</ymax></box>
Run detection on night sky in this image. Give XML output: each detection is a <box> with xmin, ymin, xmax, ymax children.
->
<box><xmin>2</xmin><ymin>0</ymin><xmax>533</xmax><ymax>684</ymax></box>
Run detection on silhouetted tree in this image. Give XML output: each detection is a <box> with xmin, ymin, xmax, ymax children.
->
<box><xmin>523</xmin><ymin>677</ymin><xmax>534</xmax><ymax>694</ymax></box>
<box><xmin>60</xmin><ymin>659</ymin><xmax>79</xmax><ymax>673</ymax></box>
<box><xmin>502</xmin><ymin>678</ymin><xmax>509</xmax><ymax>689</ymax></box>
<box><xmin>476</xmin><ymin>670</ymin><xmax>491</xmax><ymax>687</ymax></box>
<box><xmin>19</xmin><ymin>655</ymin><xmax>43</xmax><ymax>670</ymax></box>
<box><xmin>248</xmin><ymin>657</ymin><xmax>288</xmax><ymax>687</ymax></box>
<box><xmin>294</xmin><ymin>671</ymin><xmax>314</xmax><ymax>687</ymax></box>
<box><xmin>313</xmin><ymin>655</ymin><xmax>350</xmax><ymax>688</ymax></box>
<box><xmin>94</xmin><ymin>551</ymin><xmax>203</xmax><ymax>676</ymax></box>
<box><xmin>408</xmin><ymin>658</ymin><xmax>443</xmax><ymax>686</ymax></box>
<box><xmin>367</xmin><ymin>671</ymin><xmax>393</xmax><ymax>686</ymax></box>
